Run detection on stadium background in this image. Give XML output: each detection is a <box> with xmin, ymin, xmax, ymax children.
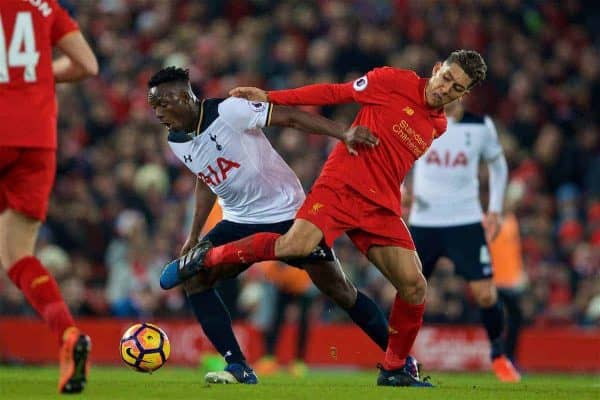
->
<box><xmin>0</xmin><ymin>0</ymin><xmax>598</xmax><ymax>372</ymax></box>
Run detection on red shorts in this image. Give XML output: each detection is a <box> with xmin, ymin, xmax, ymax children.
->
<box><xmin>0</xmin><ymin>147</ymin><xmax>56</xmax><ymax>221</ymax></box>
<box><xmin>296</xmin><ymin>179</ymin><xmax>415</xmax><ymax>254</ymax></box>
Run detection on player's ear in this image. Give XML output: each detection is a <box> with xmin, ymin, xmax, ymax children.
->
<box><xmin>178</xmin><ymin>90</ymin><xmax>190</xmax><ymax>102</ymax></box>
<box><xmin>432</xmin><ymin>62</ymin><xmax>442</xmax><ymax>75</ymax></box>
<box><xmin>175</xmin><ymin>90</ymin><xmax>194</xmax><ymax>105</ymax></box>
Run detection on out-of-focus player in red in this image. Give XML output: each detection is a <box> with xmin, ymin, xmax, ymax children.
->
<box><xmin>0</xmin><ymin>0</ymin><xmax>97</xmax><ymax>394</ymax></box>
<box><xmin>171</xmin><ymin>50</ymin><xmax>487</xmax><ymax>386</ymax></box>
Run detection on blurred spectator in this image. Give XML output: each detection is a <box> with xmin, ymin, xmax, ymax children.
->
<box><xmin>105</xmin><ymin>210</ymin><xmax>163</xmax><ymax>317</ymax></box>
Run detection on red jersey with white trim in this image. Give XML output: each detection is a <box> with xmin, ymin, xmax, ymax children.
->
<box><xmin>0</xmin><ymin>0</ymin><xmax>78</xmax><ymax>149</ymax></box>
<box><xmin>268</xmin><ymin>67</ymin><xmax>447</xmax><ymax>214</ymax></box>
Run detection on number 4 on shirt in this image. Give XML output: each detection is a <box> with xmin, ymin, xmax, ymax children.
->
<box><xmin>0</xmin><ymin>12</ymin><xmax>40</xmax><ymax>83</ymax></box>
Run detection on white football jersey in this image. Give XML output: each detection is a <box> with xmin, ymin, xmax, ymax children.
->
<box><xmin>168</xmin><ymin>97</ymin><xmax>305</xmax><ymax>224</ymax></box>
<box><xmin>409</xmin><ymin>112</ymin><xmax>503</xmax><ymax>227</ymax></box>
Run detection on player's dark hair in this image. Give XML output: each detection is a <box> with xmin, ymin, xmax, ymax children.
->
<box><xmin>147</xmin><ymin>66</ymin><xmax>190</xmax><ymax>88</ymax></box>
<box><xmin>445</xmin><ymin>50</ymin><xmax>487</xmax><ymax>89</ymax></box>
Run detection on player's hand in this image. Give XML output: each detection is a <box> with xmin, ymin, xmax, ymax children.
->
<box><xmin>180</xmin><ymin>235</ymin><xmax>200</xmax><ymax>257</ymax></box>
<box><xmin>229</xmin><ymin>87</ymin><xmax>269</xmax><ymax>102</ymax></box>
<box><xmin>342</xmin><ymin>126</ymin><xmax>379</xmax><ymax>156</ymax></box>
<box><xmin>483</xmin><ymin>212</ymin><xmax>502</xmax><ymax>242</ymax></box>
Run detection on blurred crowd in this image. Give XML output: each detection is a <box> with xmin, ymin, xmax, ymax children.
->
<box><xmin>0</xmin><ymin>0</ymin><xmax>598</xmax><ymax>330</ymax></box>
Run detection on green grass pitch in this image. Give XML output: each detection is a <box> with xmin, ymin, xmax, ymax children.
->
<box><xmin>0</xmin><ymin>366</ymin><xmax>598</xmax><ymax>400</ymax></box>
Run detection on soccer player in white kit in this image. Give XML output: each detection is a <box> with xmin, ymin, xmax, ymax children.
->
<box><xmin>147</xmin><ymin>67</ymin><xmax>392</xmax><ymax>384</ymax></box>
<box><xmin>408</xmin><ymin>100</ymin><xmax>521</xmax><ymax>382</ymax></box>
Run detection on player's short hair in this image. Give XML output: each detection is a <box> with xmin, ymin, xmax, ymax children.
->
<box><xmin>445</xmin><ymin>50</ymin><xmax>487</xmax><ymax>89</ymax></box>
<box><xmin>147</xmin><ymin>66</ymin><xmax>190</xmax><ymax>88</ymax></box>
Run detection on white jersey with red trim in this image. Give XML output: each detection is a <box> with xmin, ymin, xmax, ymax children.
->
<box><xmin>409</xmin><ymin>112</ymin><xmax>503</xmax><ymax>227</ymax></box>
<box><xmin>168</xmin><ymin>97</ymin><xmax>305</xmax><ymax>224</ymax></box>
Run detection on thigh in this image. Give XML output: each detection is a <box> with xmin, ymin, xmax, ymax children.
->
<box><xmin>409</xmin><ymin>226</ymin><xmax>444</xmax><ymax>279</ymax></box>
<box><xmin>348</xmin><ymin>213</ymin><xmax>415</xmax><ymax>255</ymax></box>
<box><xmin>0</xmin><ymin>148</ymin><xmax>20</xmax><ymax>215</ymax></box>
<box><xmin>302</xmin><ymin>259</ymin><xmax>356</xmax><ymax>309</ymax></box>
<box><xmin>366</xmin><ymin>245</ymin><xmax>423</xmax><ymax>291</ymax></box>
<box><xmin>295</xmin><ymin>180</ymin><xmax>355</xmax><ymax>248</ymax></box>
<box><xmin>1</xmin><ymin>148</ymin><xmax>55</xmax><ymax>222</ymax></box>
<box><xmin>444</xmin><ymin>223</ymin><xmax>493</xmax><ymax>281</ymax></box>
<box><xmin>0</xmin><ymin>209</ymin><xmax>42</xmax><ymax>269</ymax></box>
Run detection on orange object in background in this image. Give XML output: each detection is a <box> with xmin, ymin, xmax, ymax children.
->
<box><xmin>201</xmin><ymin>203</ymin><xmax>222</xmax><ymax>235</ymax></box>
<box><xmin>259</xmin><ymin>261</ymin><xmax>312</xmax><ymax>295</ymax></box>
<box><xmin>489</xmin><ymin>213</ymin><xmax>526</xmax><ymax>289</ymax></box>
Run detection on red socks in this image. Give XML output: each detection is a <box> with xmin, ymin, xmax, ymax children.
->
<box><xmin>7</xmin><ymin>256</ymin><xmax>75</xmax><ymax>345</ymax></box>
<box><xmin>383</xmin><ymin>294</ymin><xmax>425</xmax><ymax>370</ymax></box>
<box><xmin>204</xmin><ymin>232</ymin><xmax>280</xmax><ymax>268</ymax></box>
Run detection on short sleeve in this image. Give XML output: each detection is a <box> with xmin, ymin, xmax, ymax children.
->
<box><xmin>51</xmin><ymin>1</ymin><xmax>79</xmax><ymax>45</ymax></box>
<box><xmin>350</xmin><ymin>67</ymin><xmax>408</xmax><ymax>105</ymax></box>
<box><xmin>218</xmin><ymin>97</ymin><xmax>272</xmax><ymax>131</ymax></box>
<box><xmin>482</xmin><ymin>115</ymin><xmax>503</xmax><ymax>160</ymax></box>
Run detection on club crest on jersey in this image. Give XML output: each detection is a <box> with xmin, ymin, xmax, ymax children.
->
<box><xmin>308</xmin><ymin>202</ymin><xmax>324</xmax><ymax>215</ymax></box>
<box><xmin>353</xmin><ymin>76</ymin><xmax>368</xmax><ymax>91</ymax></box>
<box><xmin>209</xmin><ymin>133</ymin><xmax>223</xmax><ymax>151</ymax></box>
<box><xmin>248</xmin><ymin>101</ymin><xmax>266</xmax><ymax>112</ymax></box>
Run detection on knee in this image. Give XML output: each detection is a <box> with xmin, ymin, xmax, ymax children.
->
<box><xmin>398</xmin><ymin>272</ymin><xmax>427</xmax><ymax>305</ymax></box>
<box><xmin>474</xmin><ymin>286</ymin><xmax>498</xmax><ymax>308</ymax></box>
<box><xmin>276</xmin><ymin>234</ymin><xmax>315</xmax><ymax>258</ymax></box>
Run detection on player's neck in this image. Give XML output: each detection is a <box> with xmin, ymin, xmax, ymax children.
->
<box><xmin>184</xmin><ymin>100</ymin><xmax>203</xmax><ymax>135</ymax></box>
<box><xmin>447</xmin><ymin>105</ymin><xmax>465</xmax><ymax>121</ymax></box>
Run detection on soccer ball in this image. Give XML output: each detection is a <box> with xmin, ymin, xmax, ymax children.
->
<box><xmin>120</xmin><ymin>323</ymin><xmax>171</xmax><ymax>373</ymax></box>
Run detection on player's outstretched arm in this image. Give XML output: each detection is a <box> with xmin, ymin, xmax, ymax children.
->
<box><xmin>269</xmin><ymin>105</ymin><xmax>378</xmax><ymax>155</ymax></box>
<box><xmin>53</xmin><ymin>31</ymin><xmax>99</xmax><ymax>82</ymax></box>
<box><xmin>181</xmin><ymin>178</ymin><xmax>217</xmax><ymax>256</ymax></box>
<box><xmin>230</xmin><ymin>82</ymin><xmax>354</xmax><ymax>106</ymax></box>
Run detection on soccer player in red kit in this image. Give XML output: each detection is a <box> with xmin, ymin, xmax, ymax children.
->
<box><xmin>0</xmin><ymin>0</ymin><xmax>98</xmax><ymax>394</ymax></box>
<box><xmin>168</xmin><ymin>50</ymin><xmax>487</xmax><ymax>386</ymax></box>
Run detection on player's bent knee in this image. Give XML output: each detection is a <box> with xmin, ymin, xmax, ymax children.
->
<box><xmin>470</xmin><ymin>281</ymin><xmax>498</xmax><ymax>307</ymax></box>
<box><xmin>277</xmin><ymin>235</ymin><xmax>315</xmax><ymax>258</ymax></box>
<box><xmin>400</xmin><ymin>274</ymin><xmax>427</xmax><ymax>305</ymax></box>
<box><xmin>475</xmin><ymin>290</ymin><xmax>497</xmax><ymax>308</ymax></box>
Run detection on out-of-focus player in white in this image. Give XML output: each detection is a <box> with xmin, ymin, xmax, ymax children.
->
<box><xmin>408</xmin><ymin>100</ymin><xmax>521</xmax><ymax>382</ymax></box>
<box><xmin>0</xmin><ymin>0</ymin><xmax>98</xmax><ymax>394</ymax></box>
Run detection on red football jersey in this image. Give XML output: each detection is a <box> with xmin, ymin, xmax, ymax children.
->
<box><xmin>269</xmin><ymin>67</ymin><xmax>447</xmax><ymax>214</ymax></box>
<box><xmin>0</xmin><ymin>0</ymin><xmax>78</xmax><ymax>149</ymax></box>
